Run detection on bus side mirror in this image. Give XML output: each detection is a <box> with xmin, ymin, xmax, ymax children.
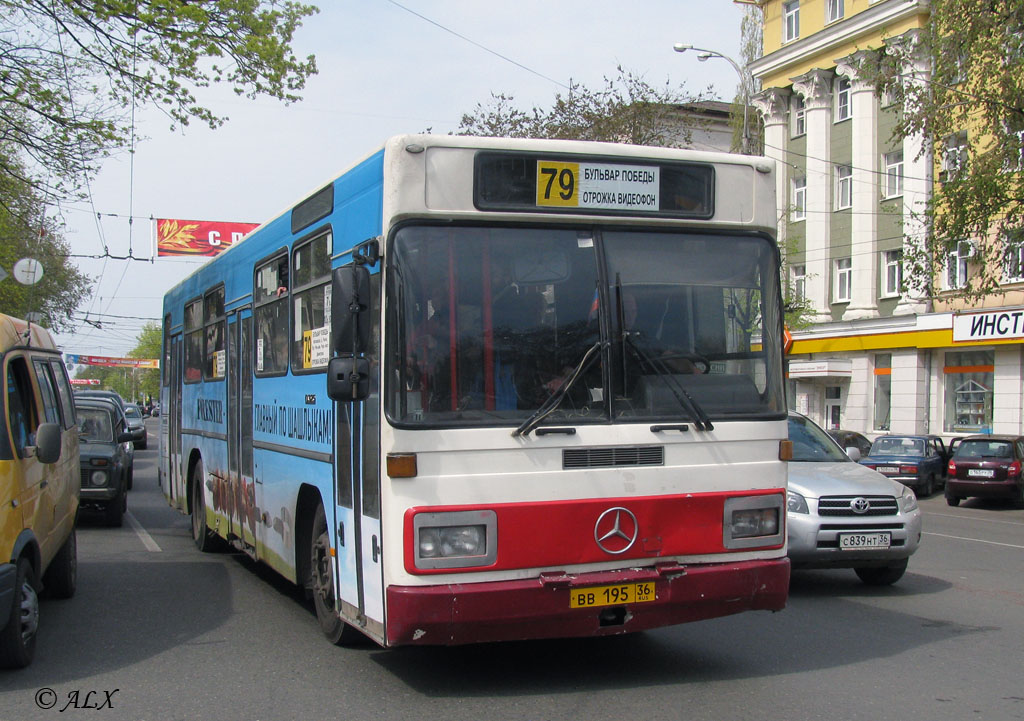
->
<box><xmin>332</xmin><ymin>265</ymin><xmax>370</xmax><ymax>355</ymax></box>
<box><xmin>327</xmin><ymin>357</ymin><xmax>369</xmax><ymax>402</ymax></box>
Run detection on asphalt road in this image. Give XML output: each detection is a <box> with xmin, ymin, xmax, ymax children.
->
<box><xmin>2</xmin><ymin>423</ymin><xmax>1023</xmax><ymax>721</ymax></box>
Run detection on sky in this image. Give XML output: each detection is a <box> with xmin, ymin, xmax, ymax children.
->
<box><xmin>50</xmin><ymin>0</ymin><xmax>750</xmax><ymax>359</ymax></box>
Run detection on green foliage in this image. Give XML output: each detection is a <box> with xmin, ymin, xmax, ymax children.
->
<box><xmin>73</xmin><ymin>321</ymin><xmax>160</xmax><ymax>402</ymax></box>
<box><xmin>862</xmin><ymin>0</ymin><xmax>1024</xmax><ymax>302</ymax></box>
<box><xmin>0</xmin><ymin>0</ymin><xmax>319</xmax><ymax>198</ymax></box>
<box><xmin>456</xmin><ymin>66</ymin><xmax>712</xmax><ymax>147</ymax></box>
<box><xmin>0</xmin><ymin>147</ymin><xmax>91</xmax><ymax>331</ymax></box>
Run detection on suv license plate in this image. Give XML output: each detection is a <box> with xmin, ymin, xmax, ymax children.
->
<box><xmin>569</xmin><ymin>582</ymin><xmax>655</xmax><ymax>609</ymax></box>
<box><xmin>968</xmin><ymin>468</ymin><xmax>995</xmax><ymax>478</ymax></box>
<box><xmin>838</xmin><ymin>532</ymin><xmax>891</xmax><ymax>550</ymax></box>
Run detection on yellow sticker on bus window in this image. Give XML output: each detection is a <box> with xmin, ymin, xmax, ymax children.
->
<box><xmin>302</xmin><ymin>330</ymin><xmax>312</xmax><ymax>369</ymax></box>
<box><xmin>536</xmin><ymin>161</ymin><xmax>579</xmax><ymax>207</ymax></box>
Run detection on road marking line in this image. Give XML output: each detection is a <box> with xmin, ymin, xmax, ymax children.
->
<box><xmin>923</xmin><ymin>531</ymin><xmax>1024</xmax><ymax>550</ymax></box>
<box><xmin>926</xmin><ymin>511</ymin><xmax>1024</xmax><ymax>527</ymax></box>
<box><xmin>126</xmin><ymin>511</ymin><xmax>162</xmax><ymax>552</ymax></box>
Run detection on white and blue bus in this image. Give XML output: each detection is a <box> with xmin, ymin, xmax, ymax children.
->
<box><xmin>160</xmin><ymin>134</ymin><xmax>790</xmax><ymax>647</ymax></box>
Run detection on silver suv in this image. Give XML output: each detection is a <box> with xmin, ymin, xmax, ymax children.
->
<box><xmin>787</xmin><ymin>413</ymin><xmax>922</xmax><ymax>585</ymax></box>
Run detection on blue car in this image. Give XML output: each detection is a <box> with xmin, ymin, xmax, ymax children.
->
<box><xmin>860</xmin><ymin>434</ymin><xmax>949</xmax><ymax>497</ymax></box>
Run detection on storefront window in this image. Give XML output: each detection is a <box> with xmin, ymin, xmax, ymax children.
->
<box><xmin>943</xmin><ymin>350</ymin><xmax>993</xmax><ymax>433</ymax></box>
<box><xmin>873</xmin><ymin>353</ymin><xmax>891</xmax><ymax>431</ymax></box>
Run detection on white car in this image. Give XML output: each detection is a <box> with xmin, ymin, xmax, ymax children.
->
<box><xmin>787</xmin><ymin>413</ymin><xmax>922</xmax><ymax>585</ymax></box>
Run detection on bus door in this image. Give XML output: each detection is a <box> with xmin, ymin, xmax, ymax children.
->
<box><xmin>168</xmin><ymin>334</ymin><xmax>185</xmax><ymax>508</ymax></box>
<box><xmin>332</xmin><ymin>271</ymin><xmax>384</xmax><ymax>640</ymax></box>
<box><xmin>225</xmin><ymin>310</ymin><xmax>256</xmax><ymax>549</ymax></box>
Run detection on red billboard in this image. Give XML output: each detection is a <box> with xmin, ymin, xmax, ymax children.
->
<box><xmin>155</xmin><ymin>218</ymin><xmax>260</xmax><ymax>257</ymax></box>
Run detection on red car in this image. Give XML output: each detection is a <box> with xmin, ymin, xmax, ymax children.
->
<box><xmin>945</xmin><ymin>435</ymin><xmax>1024</xmax><ymax>506</ymax></box>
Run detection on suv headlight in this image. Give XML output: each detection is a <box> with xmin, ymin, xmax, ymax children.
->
<box><xmin>91</xmin><ymin>470</ymin><xmax>109</xmax><ymax>487</ymax></box>
<box><xmin>899</xmin><ymin>485</ymin><xmax>918</xmax><ymax>513</ymax></box>
<box><xmin>787</xmin><ymin>491</ymin><xmax>809</xmax><ymax>514</ymax></box>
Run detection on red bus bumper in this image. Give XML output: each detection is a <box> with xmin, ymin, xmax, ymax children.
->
<box><xmin>385</xmin><ymin>557</ymin><xmax>790</xmax><ymax>646</ymax></box>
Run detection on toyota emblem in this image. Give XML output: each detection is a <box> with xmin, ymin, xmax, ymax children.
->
<box><xmin>594</xmin><ymin>507</ymin><xmax>639</xmax><ymax>555</ymax></box>
<box><xmin>850</xmin><ymin>497</ymin><xmax>871</xmax><ymax>514</ymax></box>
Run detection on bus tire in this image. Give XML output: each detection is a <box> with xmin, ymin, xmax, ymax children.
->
<box><xmin>310</xmin><ymin>503</ymin><xmax>361</xmax><ymax>645</ymax></box>
<box><xmin>191</xmin><ymin>460</ymin><xmax>223</xmax><ymax>552</ymax></box>
<box><xmin>0</xmin><ymin>558</ymin><xmax>39</xmax><ymax>669</ymax></box>
<box><xmin>43</xmin><ymin>528</ymin><xmax>77</xmax><ymax>599</ymax></box>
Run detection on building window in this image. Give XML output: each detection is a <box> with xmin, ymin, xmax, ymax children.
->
<box><xmin>791</xmin><ymin>94</ymin><xmax>806</xmax><ymax>137</ymax></box>
<box><xmin>1003</xmin><ymin>229</ymin><xmax>1024</xmax><ymax>282</ymax></box>
<box><xmin>792</xmin><ymin>176</ymin><xmax>806</xmax><ymax>220</ymax></box>
<box><xmin>943</xmin><ymin>351</ymin><xmax>993</xmax><ymax>433</ymax></box>
<box><xmin>835</xmin><ymin>78</ymin><xmax>851</xmax><ymax>122</ymax></box>
<box><xmin>883</xmin><ymin>150</ymin><xmax>904</xmax><ymax>198</ymax></box>
<box><xmin>826</xmin><ymin>0</ymin><xmax>845</xmax><ymax>24</ymax></box>
<box><xmin>835</xmin><ymin>165</ymin><xmax>852</xmax><ymax>210</ymax></box>
<box><xmin>792</xmin><ymin>264</ymin><xmax>806</xmax><ymax>301</ymax></box>
<box><xmin>834</xmin><ymin>257</ymin><xmax>852</xmax><ymax>302</ymax></box>
<box><xmin>941</xmin><ymin>131</ymin><xmax>968</xmax><ymax>182</ymax></box>
<box><xmin>783</xmin><ymin>0</ymin><xmax>800</xmax><ymax>43</ymax></box>
<box><xmin>946</xmin><ymin>240</ymin><xmax>972</xmax><ymax>290</ymax></box>
<box><xmin>873</xmin><ymin>353</ymin><xmax>891</xmax><ymax>431</ymax></box>
<box><xmin>824</xmin><ymin>385</ymin><xmax>842</xmax><ymax>430</ymax></box>
<box><xmin>882</xmin><ymin>250</ymin><xmax>903</xmax><ymax>297</ymax></box>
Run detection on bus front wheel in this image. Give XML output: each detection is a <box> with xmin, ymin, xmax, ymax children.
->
<box><xmin>310</xmin><ymin>504</ymin><xmax>361</xmax><ymax>645</ymax></box>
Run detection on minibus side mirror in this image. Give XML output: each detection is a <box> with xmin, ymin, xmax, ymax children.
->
<box><xmin>327</xmin><ymin>357</ymin><xmax>370</xmax><ymax>402</ymax></box>
<box><xmin>34</xmin><ymin>422</ymin><xmax>62</xmax><ymax>464</ymax></box>
<box><xmin>331</xmin><ymin>265</ymin><xmax>370</xmax><ymax>355</ymax></box>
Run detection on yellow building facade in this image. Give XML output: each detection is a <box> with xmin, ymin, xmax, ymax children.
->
<box><xmin>749</xmin><ymin>0</ymin><xmax>1024</xmax><ymax>438</ymax></box>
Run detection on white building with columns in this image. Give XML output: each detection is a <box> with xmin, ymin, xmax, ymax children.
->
<box><xmin>747</xmin><ymin>0</ymin><xmax>1024</xmax><ymax>442</ymax></box>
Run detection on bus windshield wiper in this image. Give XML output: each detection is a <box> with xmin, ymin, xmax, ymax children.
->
<box><xmin>513</xmin><ymin>341</ymin><xmax>603</xmax><ymax>437</ymax></box>
<box><xmin>624</xmin><ymin>336</ymin><xmax>714</xmax><ymax>432</ymax></box>
<box><xmin>612</xmin><ymin>277</ymin><xmax>713</xmax><ymax>431</ymax></box>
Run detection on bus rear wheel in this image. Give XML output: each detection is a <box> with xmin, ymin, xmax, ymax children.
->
<box><xmin>310</xmin><ymin>504</ymin><xmax>361</xmax><ymax>645</ymax></box>
<box><xmin>191</xmin><ymin>460</ymin><xmax>223</xmax><ymax>552</ymax></box>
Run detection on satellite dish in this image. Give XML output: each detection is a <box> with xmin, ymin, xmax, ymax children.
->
<box><xmin>13</xmin><ymin>258</ymin><xmax>43</xmax><ymax>285</ymax></box>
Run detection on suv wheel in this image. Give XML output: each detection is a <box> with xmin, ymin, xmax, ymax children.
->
<box><xmin>946</xmin><ymin>495</ymin><xmax>961</xmax><ymax>507</ymax></box>
<box><xmin>854</xmin><ymin>558</ymin><xmax>908</xmax><ymax>586</ymax></box>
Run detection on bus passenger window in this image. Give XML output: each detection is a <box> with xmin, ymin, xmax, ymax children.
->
<box><xmin>254</xmin><ymin>255</ymin><xmax>289</xmax><ymax>375</ymax></box>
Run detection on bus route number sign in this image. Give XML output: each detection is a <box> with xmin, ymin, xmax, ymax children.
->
<box><xmin>536</xmin><ymin>161</ymin><xmax>661</xmax><ymax>212</ymax></box>
<box><xmin>569</xmin><ymin>581</ymin><xmax>655</xmax><ymax>609</ymax></box>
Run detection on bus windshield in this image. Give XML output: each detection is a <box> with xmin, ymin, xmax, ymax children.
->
<box><xmin>386</xmin><ymin>224</ymin><xmax>784</xmax><ymax>427</ymax></box>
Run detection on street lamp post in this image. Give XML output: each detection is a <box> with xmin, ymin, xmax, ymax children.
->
<box><xmin>673</xmin><ymin>43</ymin><xmax>752</xmax><ymax>154</ymax></box>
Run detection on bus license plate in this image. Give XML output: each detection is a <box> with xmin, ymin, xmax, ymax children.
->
<box><xmin>968</xmin><ymin>468</ymin><xmax>995</xmax><ymax>478</ymax></box>
<box><xmin>838</xmin><ymin>532</ymin><xmax>891</xmax><ymax>550</ymax></box>
<box><xmin>569</xmin><ymin>582</ymin><xmax>655</xmax><ymax>609</ymax></box>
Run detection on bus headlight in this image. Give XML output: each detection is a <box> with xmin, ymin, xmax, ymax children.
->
<box><xmin>722</xmin><ymin>495</ymin><xmax>785</xmax><ymax>549</ymax></box>
<box><xmin>411</xmin><ymin>510</ymin><xmax>497</xmax><ymax>570</ymax></box>
<box><xmin>419</xmin><ymin>525</ymin><xmax>486</xmax><ymax>558</ymax></box>
<box><xmin>91</xmin><ymin>470</ymin><xmax>108</xmax><ymax>487</ymax></box>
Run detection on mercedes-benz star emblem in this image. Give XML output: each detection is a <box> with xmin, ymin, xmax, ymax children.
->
<box><xmin>594</xmin><ymin>507</ymin><xmax>639</xmax><ymax>555</ymax></box>
<box><xmin>850</xmin><ymin>497</ymin><xmax>871</xmax><ymax>514</ymax></box>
